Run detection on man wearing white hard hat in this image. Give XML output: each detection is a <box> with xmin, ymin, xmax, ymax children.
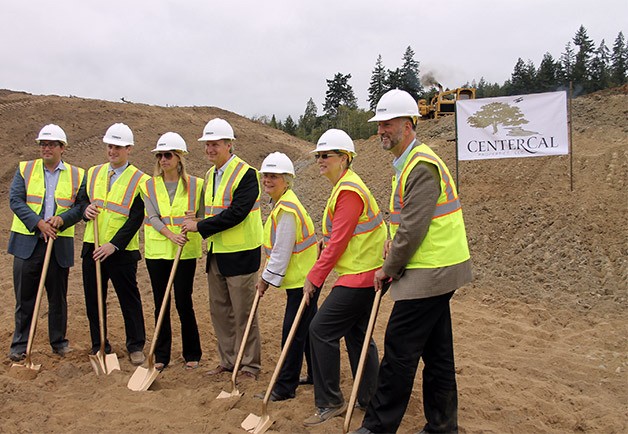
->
<box><xmin>81</xmin><ymin>123</ymin><xmax>149</xmax><ymax>366</ymax></box>
<box><xmin>351</xmin><ymin>89</ymin><xmax>473</xmax><ymax>434</ymax></box>
<box><xmin>183</xmin><ymin>118</ymin><xmax>263</xmax><ymax>379</ymax></box>
<box><xmin>8</xmin><ymin>124</ymin><xmax>87</xmax><ymax>361</ymax></box>
<box><xmin>140</xmin><ymin>132</ymin><xmax>204</xmax><ymax>371</ymax></box>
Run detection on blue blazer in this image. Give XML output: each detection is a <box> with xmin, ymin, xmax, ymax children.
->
<box><xmin>8</xmin><ymin>164</ymin><xmax>88</xmax><ymax>268</ymax></box>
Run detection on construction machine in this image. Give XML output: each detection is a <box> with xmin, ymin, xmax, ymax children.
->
<box><xmin>418</xmin><ymin>84</ymin><xmax>475</xmax><ymax>119</ymax></box>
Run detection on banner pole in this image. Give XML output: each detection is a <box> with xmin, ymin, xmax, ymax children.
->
<box><xmin>568</xmin><ymin>82</ymin><xmax>574</xmax><ymax>192</ymax></box>
<box><xmin>454</xmin><ymin>102</ymin><xmax>460</xmax><ymax>193</ymax></box>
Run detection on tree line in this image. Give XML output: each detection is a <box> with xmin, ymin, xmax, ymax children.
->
<box><xmin>252</xmin><ymin>26</ymin><xmax>627</xmax><ymax>142</ymax></box>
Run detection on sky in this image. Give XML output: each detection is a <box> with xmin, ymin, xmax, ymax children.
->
<box><xmin>2</xmin><ymin>0</ymin><xmax>626</xmax><ymax>121</ymax></box>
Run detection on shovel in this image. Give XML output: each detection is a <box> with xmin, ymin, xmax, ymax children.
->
<box><xmin>89</xmin><ymin>216</ymin><xmax>120</xmax><ymax>375</ymax></box>
<box><xmin>241</xmin><ymin>293</ymin><xmax>308</xmax><ymax>433</ymax></box>
<box><xmin>127</xmin><ymin>244</ymin><xmax>183</xmax><ymax>391</ymax></box>
<box><xmin>10</xmin><ymin>238</ymin><xmax>54</xmax><ymax>374</ymax></box>
<box><xmin>216</xmin><ymin>289</ymin><xmax>261</xmax><ymax>399</ymax></box>
<box><xmin>343</xmin><ymin>288</ymin><xmax>383</xmax><ymax>434</ymax></box>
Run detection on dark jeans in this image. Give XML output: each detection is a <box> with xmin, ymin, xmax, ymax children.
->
<box><xmin>11</xmin><ymin>239</ymin><xmax>69</xmax><ymax>353</ymax></box>
<box><xmin>146</xmin><ymin>258</ymin><xmax>202</xmax><ymax>365</ymax></box>
<box><xmin>272</xmin><ymin>287</ymin><xmax>319</xmax><ymax>398</ymax></box>
<box><xmin>309</xmin><ymin>285</ymin><xmax>379</xmax><ymax>408</ymax></box>
<box><xmin>82</xmin><ymin>252</ymin><xmax>145</xmax><ymax>353</ymax></box>
<box><xmin>363</xmin><ymin>291</ymin><xmax>458</xmax><ymax>434</ymax></box>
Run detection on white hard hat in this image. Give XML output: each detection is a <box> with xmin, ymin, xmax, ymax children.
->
<box><xmin>152</xmin><ymin>132</ymin><xmax>188</xmax><ymax>154</ymax></box>
<box><xmin>313</xmin><ymin>129</ymin><xmax>356</xmax><ymax>156</ymax></box>
<box><xmin>36</xmin><ymin>124</ymin><xmax>67</xmax><ymax>145</ymax></box>
<box><xmin>103</xmin><ymin>123</ymin><xmax>134</xmax><ymax>146</ymax></box>
<box><xmin>198</xmin><ymin>118</ymin><xmax>235</xmax><ymax>141</ymax></box>
<box><xmin>368</xmin><ymin>89</ymin><xmax>420</xmax><ymax>122</ymax></box>
<box><xmin>260</xmin><ymin>152</ymin><xmax>295</xmax><ymax>176</ymax></box>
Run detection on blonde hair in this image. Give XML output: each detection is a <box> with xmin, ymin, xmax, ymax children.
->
<box><xmin>153</xmin><ymin>150</ymin><xmax>189</xmax><ymax>189</ymax></box>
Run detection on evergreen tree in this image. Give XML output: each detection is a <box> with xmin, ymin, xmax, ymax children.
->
<box><xmin>559</xmin><ymin>42</ymin><xmax>576</xmax><ymax>84</ymax></box>
<box><xmin>572</xmin><ymin>25</ymin><xmax>595</xmax><ymax>90</ymax></box>
<box><xmin>611</xmin><ymin>31</ymin><xmax>628</xmax><ymax>85</ymax></box>
<box><xmin>269</xmin><ymin>114</ymin><xmax>278</xmax><ymax>129</ymax></box>
<box><xmin>537</xmin><ymin>52</ymin><xmax>560</xmax><ymax>92</ymax></box>
<box><xmin>509</xmin><ymin>58</ymin><xmax>536</xmax><ymax>94</ymax></box>
<box><xmin>590</xmin><ymin>39</ymin><xmax>611</xmax><ymax>91</ymax></box>
<box><xmin>385</xmin><ymin>67</ymin><xmax>404</xmax><ymax>90</ymax></box>
<box><xmin>283</xmin><ymin>115</ymin><xmax>297</xmax><ymax>135</ymax></box>
<box><xmin>298</xmin><ymin>97</ymin><xmax>318</xmax><ymax>137</ymax></box>
<box><xmin>399</xmin><ymin>46</ymin><xmax>423</xmax><ymax>101</ymax></box>
<box><xmin>323</xmin><ymin>73</ymin><xmax>357</xmax><ymax>118</ymax></box>
<box><xmin>367</xmin><ymin>55</ymin><xmax>388</xmax><ymax>111</ymax></box>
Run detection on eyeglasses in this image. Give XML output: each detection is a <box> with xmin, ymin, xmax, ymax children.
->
<box><xmin>155</xmin><ymin>152</ymin><xmax>174</xmax><ymax>160</ymax></box>
<box><xmin>39</xmin><ymin>142</ymin><xmax>61</xmax><ymax>149</ymax></box>
<box><xmin>314</xmin><ymin>152</ymin><xmax>339</xmax><ymax>160</ymax></box>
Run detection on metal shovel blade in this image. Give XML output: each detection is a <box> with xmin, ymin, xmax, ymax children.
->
<box><xmin>241</xmin><ymin>412</ymin><xmax>273</xmax><ymax>434</ymax></box>
<box><xmin>216</xmin><ymin>385</ymin><xmax>242</xmax><ymax>399</ymax></box>
<box><xmin>10</xmin><ymin>358</ymin><xmax>41</xmax><ymax>377</ymax></box>
<box><xmin>89</xmin><ymin>352</ymin><xmax>120</xmax><ymax>375</ymax></box>
<box><xmin>127</xmin><ymin>365</ymin><xmax>160</xmax><ymax>391</ymax></box>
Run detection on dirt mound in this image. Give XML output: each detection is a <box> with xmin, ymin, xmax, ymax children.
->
<box><xmin>0</xmin><ymin>89</ymin><xmax>626</xmax><ymax>433</ymax></box>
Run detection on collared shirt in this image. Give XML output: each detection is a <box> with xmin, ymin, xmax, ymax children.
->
<box><xmin>392</xmin><ymin>138</ymin><xmax>417</xmax><ymax>177</ymax></box>
<box><xmin>214</xmin><ymin>154</ymin><xmax>236</xmax><ymax>187</ymax></box>
<box><xmin>109</xmin><ymin>162</ymin><xmax>130</xmax><ymax>190</ymax></box>
<box><xmin>43</xmin><ymin>160</ymin><xmax>66</xmax><ymax>219</ymax></box>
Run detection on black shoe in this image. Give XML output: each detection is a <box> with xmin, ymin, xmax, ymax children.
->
<box><xmin>254</xmin><ymin>390</ymin><xmax>295</xmax><ymax>402</ymax></box>
<box><xmin>9</xmin><ymin>352</ymin><xmax>26</xmax><ymax>362</ymax></box>
<box><xmin>299</xmin><ymin>375</ymin><xmax>313</xmax><ymax>385</ymax></box>
<box><xmin>52</xmin><ymin>346</ymin><xmax>73</xmax><ymax>357</ymax></box>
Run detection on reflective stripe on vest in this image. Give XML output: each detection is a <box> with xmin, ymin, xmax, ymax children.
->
<box><xmin>11</xmin><ymin>159</ymin><xmax>84</xmax><ymax>238</ymax></box>
<box><xmin>205</xmin><ymin>161</ymin><xmax>261</xmax><ymax>216</ymax></box>
<box><xmin>390</xmin><ymin>152</ymin><xmax>461</xmax><ymax>225</ymax></box>
<box><xmin>323</xmin><ymin>181</ymin><xmax>384</xmax><ymax>243</ymax></box>
<box><xmin>264</xmin><ymin>200</ymin><xmax>317</xmax><ymax>257</ymax></box>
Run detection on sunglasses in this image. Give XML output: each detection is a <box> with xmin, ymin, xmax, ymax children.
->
<box><xmin>39</xmin><ymin>142</ymin><xmax>61</xmax><ymax>149</ymax></box>
<box><xmin>314</xmin><ymin>152</ymin><xmax>340</xmax><ymax>160</ymax></box>
<box><xmin>155</xmin><ymin>152</ymin><xmax>175</xmax><ymax>160</ymax></box>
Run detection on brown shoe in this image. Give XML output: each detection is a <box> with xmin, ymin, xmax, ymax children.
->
<box><xmin>237</xmin><ymin>370</ymin><xmax>258</xmax><ymax>380</ymax></box>
<box><xmin>208</xmin><ymin>365</ymin><xmax>232</xmax><ymax>375</ymax></box>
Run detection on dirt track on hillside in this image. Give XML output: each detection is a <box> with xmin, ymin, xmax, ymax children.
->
<box><xmin>0</xmin><ymin>88</ymin><xmax>626</xmax><ymax>433</ymax></box>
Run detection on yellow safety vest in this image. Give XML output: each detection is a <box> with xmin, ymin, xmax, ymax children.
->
<box><xmin>141</xmin><ymin>175</ymin><xmax>204</xmax><ymax>260</ymax></box>
<box><xmin>84</xmin><ymin>163</ymin><xmax>148</xmax><ymax>251</ymax></box>
<box><xmin>263</xmin><ymin>189</ymin><xmax>318</xmax><ymax>289</ymax></box>
<box><xmin>322</xmin><ymin>169</ymin><xmax>387</xmax><ymax>276</ymax></box>
<box><xmin>204</xmin><ymin>156</ymin><xmax>263</xmax><ymax>253</ymax></box>
<box><xmin>389</xmin><ymin>144</ymin><xmax>470</xmax><ymax>268</ymax></box>
<box><xmin>11</xmin><ymin>159</ymin><xmax>84</xmax><ymax>238</ymax></box>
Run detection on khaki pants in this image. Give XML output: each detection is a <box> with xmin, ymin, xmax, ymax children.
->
<box><xmin>207</xmin><ymin>255</ymin><xmax>261</xmax><ymax>374</ymax></box>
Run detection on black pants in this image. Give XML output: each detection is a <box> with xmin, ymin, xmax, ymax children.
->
<box><xmin>11</xmin><ymin>239</ymin><xmax>69</xmax><ymax>353</ymax></box>
<box><xmin>82</xmin><ymin>251</ymin><xmax>145</xmax><ymax>353</ymax></box>
<box><xmin>272</xmin><ymin>287</ymin><xmax>318</xmax><ymax>398</ymax></box>
<box><xmin>146</xmin><ymin>258</ymin><xmax>202</xmax><ymax>366</ymax></box>
<box><xmin>309</xmin><ymin>285</ymin><xmax>379</xmax><ymax>408</ymax></box>
<box><xmin>362</xmin><ymin>291</ymin><xmax>458</xmax><ymax>434</ymax></box>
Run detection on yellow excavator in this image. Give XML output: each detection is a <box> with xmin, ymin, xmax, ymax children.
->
<box><xmin>418</xmin><ymin>84</ymin><xmax>475</xmax><ymax>119</ymax></box>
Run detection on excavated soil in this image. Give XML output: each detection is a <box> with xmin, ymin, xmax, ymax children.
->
<box><xmin>0</xmin><ymin>87</ymin><xmax>626</xmax><ymax>433</ymax></box>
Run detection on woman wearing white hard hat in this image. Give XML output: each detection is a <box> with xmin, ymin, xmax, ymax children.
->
<box><xmin>302</xmin><ymin>129</ymin><xmax>387</xmax><ymax>427</ymax></box>
<box><xmin>140</xmin><ymin>132</ymin><xmax>203</xmax><ymax>371</ymax></box>
<box><xmin>255</xmin><ymin>152</ymin><xmax>318</xmax><ymax>401</ymax></box>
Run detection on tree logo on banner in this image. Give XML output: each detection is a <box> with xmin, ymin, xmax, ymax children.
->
<box><xmin>467</xmin><ymin>102</ymin><xmax>539</xmax><ymax>136</ymax></box>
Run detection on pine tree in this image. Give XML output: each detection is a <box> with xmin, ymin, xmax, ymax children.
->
<box><xmin>367</xmin><ymin>55</ymin><xmax>388</xmax><ymax>111</ymax></box>
<box><xmin>572</xmin><ymin>25</ymin><xmax>595</xmax><ymax>90</ymax></box>
<box><xmin>385</xmin><ymin>68</ymin><xmax>404</xmax><ymax>90</ymax></box>
<box><xmin>611</xmin><ymin>31</ymin><xmax>628</xmax><ymax>85</ymax></box>
<box><xmin>509</xmin><ymin>58</ymin><xmax>536</xmax><ymax>94</ymax></box>
<box><xmin>269</xmin><ymin>114</ymin><xmax>278</xmax><ymax>129</ymax></box>
<box><xmin>283</xmin><ymin>115</ymin><xmax>297</xmax><ymax>135</ymax></box>
<box><xmin>537</xmin><ymin>52</ymin><xmax>560</xmax><ymax>92</ymax></box>
<box><xmin>590</xmin><ymin>39</ymin><xmax>611</xmax><ymax>91</ymax></box>
<box><xmin>297</xmin><ymin>97</ymin><xmax>318</xmax><ymax>140</ymax></box>
<box><xmin>399</xmin><ymin>46</ymin><xmax>423</xmax><ymax>101</ymax></box>
<box><xmin>559</xmin><ymin>42</ymin><xmax>576</xmax><ymax>84</ymax></box>
<box><xmin>323</xmin><ymin>73</ymin><xmax>357</xmax><ymax>118</ymax></box>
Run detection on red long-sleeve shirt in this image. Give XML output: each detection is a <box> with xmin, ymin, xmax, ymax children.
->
<box><xmin>307</xmin><ymin>190</ymin><xmax>378</xmax><ymax>289</ymax></box>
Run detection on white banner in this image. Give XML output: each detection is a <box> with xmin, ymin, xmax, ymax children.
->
<box><xmin>456</xmin><ymin>91</ymin><xmax>569</xmax><ymax>161</ymax></box>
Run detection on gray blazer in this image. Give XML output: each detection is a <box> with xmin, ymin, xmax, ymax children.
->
<box><xmin>8</xmin><ymin>162</ymin><xmax>88</xmax><ymax>268</ymax></box>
